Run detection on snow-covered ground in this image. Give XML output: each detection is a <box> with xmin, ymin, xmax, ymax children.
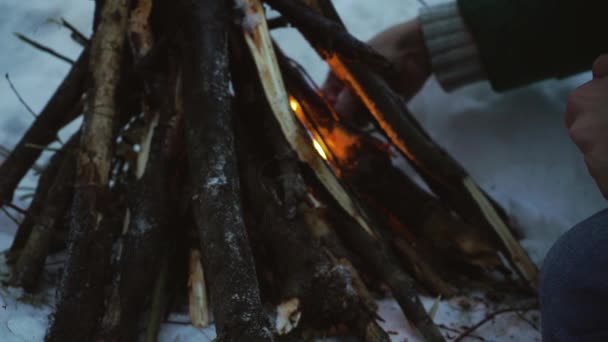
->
<box><xmin>0</xmin><ymin>0</ymin><xmax>605</xmax><ymax>341</ymax></box>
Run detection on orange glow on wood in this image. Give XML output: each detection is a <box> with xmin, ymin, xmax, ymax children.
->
<box><xmin>312</xmin><ymin>139</ymin><xmax>327</xmax><ymax>160</ymax></box>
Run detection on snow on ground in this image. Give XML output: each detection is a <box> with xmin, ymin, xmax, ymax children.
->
<box><xmin>0</xmin><ymin>0</ymin><xmax>605</xmax><ymax>341</ymax></box>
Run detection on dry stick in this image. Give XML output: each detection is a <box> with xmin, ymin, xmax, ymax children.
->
<box><xmin>179</xmin><ymin>0</ymin><xmax>272</xmax><ymax>340</ymax></box>
<box><xmin>145</xmin><ymin>254</ymin><xmax>171</xmax><ymax>342</ymax></box>
<box><xmin>14</xmin><ymin>33</ymin><xmax>75</xmax><ymax>64</ymax></box>
<box><xmin>452</xmin><ymin>306</ymin><xmax>538</xmax><ymax>342</ymax></box>
<box><xmin>46</xmin><ymin>0</ymin><xmax>130</xmax><ymax>340</ymax></box>
<box><xmin>188</xmin><ymin>249</ymin><xmax>210</xmax><ymax>328</ymax></box>
<box><xmin>0</xmin><ymin>48</ymin><xmax>86</xmax><ymax>206</ymax></box>
<box><xmin>59</xmin><ymin>18</ymin><xmax>90</xmax><ymax>46</ymax></box>
<box><xmin>5</xmin><ymin>73</ymin><xmax>37</xmax><ymax>118</ymax></box>
<box><xmin>262</xmin><ymin>0</ymin><xmax>395</xmax><ymax>80</ymax></box>
<box><xmin>9</xmin><ymin>133</ymin><xmax>79</xmax><ymax>291</ymax></box>
<box><xmin>272</xmin><ymin>0</ymin><xmax>538</xmax><ymax>291</ymax></box>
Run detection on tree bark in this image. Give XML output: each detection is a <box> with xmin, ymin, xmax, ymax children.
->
<box><xmin>9</xmin><ymin>133</ymin><xmax>79</xmax><ymax>291</ymax></box>
<box><xmin>180</xmin><ymin>0</ymin><xmax>272</xmax><ymax>340</ymax></box>
<box><xmin>46</xmin><ymin>0</ymin><xmax>130</xmax><ymax>340</ymax></box>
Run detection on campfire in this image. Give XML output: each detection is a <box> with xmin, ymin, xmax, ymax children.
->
<box><xmin>0</xmin><ymin>0</ymin><xmax>538</xmax><ymax>341</ymax></box>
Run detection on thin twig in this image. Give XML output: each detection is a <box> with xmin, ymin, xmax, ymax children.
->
<box><xmin>452</xmin><ymin>306</ymin><xmax>538</xmax><ymax>342</ymax></box>
<box><xmin>418</xmin><ymin>0</ymin><xmax>429</xmax><ymax>8</ymax></box>
<box><xmin>5</xmin><ymin>74</ymin><xmax>37</xmax><ymax>118</ymax></box>
<box><xmin>60</xmin><ymin>18</ymin><xmax>89</xmax><ymax>46</ymax></box>
<box><xmin>1</xmin><ymin>207</ymin><xmax>21</xmax><ymax>226</ymax></box>
<box><xmin>5</xmin><ymin>203</ymin><xmax>27</xmax><ymax>215</ymax></box>
<box><xmin>14</xmin><ymin>33</ymin><xmax>75</xmax><ymax>64</ymax></box>
<box><xmin>516</xmin><ymin>310</ymin><xmax>540</xmax><ymax>332</ymax></box>
<box><xmin>25</xmin><ymin>143</ymin><xmax>63</xmax><ymax>152</ymax></box>
<box><xmin>438</xmin><ymin>325</ymin><xmax>485</xmax><ymax>341</ymax></box>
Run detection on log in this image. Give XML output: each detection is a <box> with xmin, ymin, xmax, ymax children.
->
<box><xmin>7</xmin><ymin>134</ymin><xmax>77</xmax><ymax>263</ymax></box>
<box><xmin>46</xmin><ymin>0</ymin><xmax>130</xmax><ymax>340</ymax></box>
<box><xmin>179</xmin><ymin>0</ymin><xmax>272</xmax><ymax>340</ymax></box>
<box><xmin>306</xmin><ymin>172</ymin><xmax>446</xmax><ymax>342</ymax></box>
<box><xmin>0</xmin><ymin>49</ymin><xmax>86</xmax><ymax>206</ymax></box>
<box><xmin>96</xmin><ymin>83</ymin><xmax>177</xmax><ymax>341</ymax></box>
<box><xmin>9</xmin><ymin>133</ymin><xmax>78</xmax><ymax>291</ymax></box>
<box><xmin>272</xmin><ymin>0</ymin><xmax>538</xmax><ymax>291</ymax></box>
<box><xmin>261</xmin><ymin>0</ymin><xmax>395</xmax><ymax>79</ymax></box>
<box><xmin>232</xmin><ymin>53</ymin><xmax>389</xmax><ymax>341</ymax></box>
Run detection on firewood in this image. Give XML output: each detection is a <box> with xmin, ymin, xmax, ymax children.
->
<box><xmin>179</xmin><ymin>0</ymin><xmax>272</xmax><ymax>340</ymax></box>
<box><xmin>262</xmin><ymin>0</ymin><xmax>395</xmax><ymax>79</ymax></box>
<box><xmin>6</xmin><ymin>134</ymin><xmax>76</xmax><ymax>263</ymax></box>
<box><xmin>232</xmin><ymin>42</ymin><xmax>389</xmax><ymax>339</ymax></box>
<box><xmin>9</xmin><ymin>133</ymin><xmax>78</xmax><ymax>291</ymax></box>
<box><xmin>239</xmin><ymin>0</ymin><xmax>376</xmax><ymax>238</ymax></box>
<box><xmin>96</xmin><ymin>91</ymin><xmax>178</xmax><ymax>341</ymax></box>
<box><xmin>46</xmin><ymin>0</ymin><xmax>131</xmax><ymax>340</ymax></box>
<box><xmin>235</xmin><ymin>4</ymin><xmax>443</xmax><ymax>339</ymax></box>
<box><xmin>145</xmin><ymin>253</ymin><xmax>171</xmax><ymax>342</ymax></box>
<box><xmin>271</xmin><ymin>0</ymin><xmax>538</xmax><ymax>291</ymax></box>
<box><xmin>0</xmin><ymin>49</ymin><xmax>86</xmax><ymax>206</ymax></box>
<box><xmin>234</xmin><ymin>62</ymin><xmax>390</xmax><ymax>342</ymax></box>
<box><xmin>306</xmin><ymin>176</ymin><xmax>445</xmax><ymax>342</ymax></box>
<box><xmin>275</xmin><ymin>47</ymin><xmax>503</xmax><ymax>275</ymax></box>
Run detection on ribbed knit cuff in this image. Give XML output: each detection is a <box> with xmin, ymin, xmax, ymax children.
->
<box><xmin>419</xmin><ymin>1</ymin><xmax>486</xmax><ymax>91</ymax></box>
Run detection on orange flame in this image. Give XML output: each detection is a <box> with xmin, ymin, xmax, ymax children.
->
<box><xmin>289</xmin><ymin>96</ymin><xmax>328</xmax><ymax>161</ymax></box>
<box><xmin>312</xmin><ymin>139</ymin><xmax>327</xmax><ymax>160</ymax></box>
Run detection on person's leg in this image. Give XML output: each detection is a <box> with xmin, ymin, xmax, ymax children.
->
<box><xmin>540</xmin><ymin>208</ymin><xmax>608</xmax><ymax>342</ymax></box>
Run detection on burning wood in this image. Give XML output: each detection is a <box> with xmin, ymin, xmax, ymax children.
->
<box><xmin>2</xmin><ymin>0</ymin><xmax>538</xmax><ymax>341</ymax></box>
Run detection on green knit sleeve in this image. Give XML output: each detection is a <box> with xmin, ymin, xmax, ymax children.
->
<box><xmin>457</xmin><ymin>0</ymin><xmax>608</xmax><ymax>91</ymax></box>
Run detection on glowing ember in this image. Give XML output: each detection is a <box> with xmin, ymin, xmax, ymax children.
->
<box><xmin>289</xmin><ymin>96</ymin><xmax>328</xmax><ymax>161</ymax></box>
<box><xmin>313</xmin><ymin>139</ymin><xmax>327</xmax><ymax>160</ymax></box>
<box><xmin>289</xmin><ymin>98</ymin><xmax>299</xmax><ymax>112</ymax></box>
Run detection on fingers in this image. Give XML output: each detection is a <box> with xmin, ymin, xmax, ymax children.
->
<box><xmin>592</xmin><ymin>54</ymin><xmax>608</xmax><ymax>79</ymax></box>
<box><xmin>565</xmin><ymin>78</ymin><xmax>608</xmax><ymax>128</ymax></box>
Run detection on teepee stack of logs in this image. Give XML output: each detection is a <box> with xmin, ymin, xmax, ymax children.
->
<box><xmin>0</xmin><ymin>0</ymin><xmax>537</xmax><ymax>341</ymax></box>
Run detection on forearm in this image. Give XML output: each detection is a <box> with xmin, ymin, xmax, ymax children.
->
<box><xmin>420</xmin><ymin>0</ymin><xmax>608</xmax><ymax>92</ymax></box>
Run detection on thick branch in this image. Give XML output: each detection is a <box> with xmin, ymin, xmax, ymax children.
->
<box><xmin>7</xmin><ymin>135</ymin><xmax>76</xmax><ymax>261</ymax></box>
<box><xmin>263</xmin><ymin>0</ymin><xmax>395</xmax><ymax>79</ymax></box>
<box><xmin>0</xmin><ymin>49</ymin><xmax>86</xmax><ymax>206</ymax></box>
<box><xmin>180</xmin><ymin>0</ymin><xmax>272</xmax><ymax>340</ymax></box>
<box><xmin>46</xmin><ymin>0</ymin><xmax>130</xmax><ymax>340</ymax></box>
<box><xmin>307</xmin><ymin>175</ymin><xmax>445</xmax><ymax>342</ymax></box>
<box><xmin>9</xmin><ymin>133</ymin><xmax>79</xmax><ymax>291</ymax></box>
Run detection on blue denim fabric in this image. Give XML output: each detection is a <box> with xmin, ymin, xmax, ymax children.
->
<box><xmin>540</xmin><ymin>208</ymin><xmax>608</xmax><ymax>342</ymax></box>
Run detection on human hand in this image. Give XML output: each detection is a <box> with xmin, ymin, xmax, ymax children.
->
<box><xmin>321</xmin><ymin>19</ymin><xmax>431</xmax><ymax>124</ymax></box>
<box><xmin>566</xmin><ymin>55</ymin><xmax>608</xmax><ymax>198</ymax></box>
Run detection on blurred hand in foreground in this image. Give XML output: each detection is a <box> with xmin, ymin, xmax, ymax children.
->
<box><xmin>566</xmin><ymin>54</ymin><xmax>608</xmax><ymax>198</ymax></box>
